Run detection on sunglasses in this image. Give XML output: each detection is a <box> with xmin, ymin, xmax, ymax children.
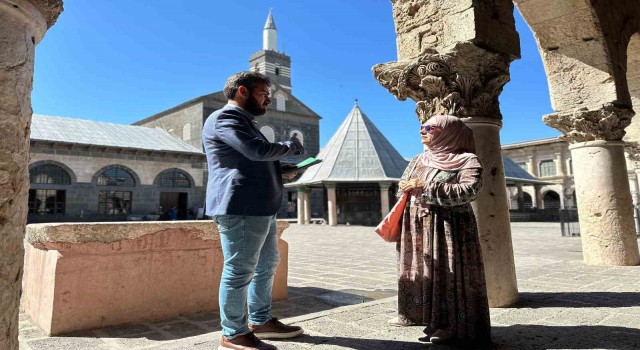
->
<box><xmin>420</xmin><ymin>125</ymin><xmax>437</xmax><ymax>133</ymax></box>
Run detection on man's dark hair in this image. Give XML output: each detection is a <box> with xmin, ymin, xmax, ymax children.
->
<box><xmin>223</xmin><ymin>71</ymin><xmax>271</xmax><ymax>100</ymax></box>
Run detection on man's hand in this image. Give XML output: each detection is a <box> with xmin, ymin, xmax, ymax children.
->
<box><xmin>399</xmin><ymin>178</ymin><xmax>425</xmax><ymax>192</ymax></box>
<box><xmin>282</xmin><ymin>172</ymin><xmax>297</xmax><ymax>180</ymax></box>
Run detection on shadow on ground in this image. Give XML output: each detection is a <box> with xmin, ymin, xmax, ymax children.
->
<box><xmin>492</xmin><ymin>324</ymin><xmax>640</xmax><ymax>349</ymax></box>
<box><xmin>516</xmin><ymin>292</ymin><xmax>640</xmax><ymax>308</ymax></box>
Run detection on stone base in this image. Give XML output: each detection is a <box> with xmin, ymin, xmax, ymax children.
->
<box><xmin>22</xmin><ymin>221</ymin><xmax>289</xmax><ymax>335</ymax></box>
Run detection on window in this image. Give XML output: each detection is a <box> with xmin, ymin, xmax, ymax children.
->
<box><xmin>568</xmin><ymin>158</ymin><xmax>573</xmax><ymax>175</ymax></box>
<box><xmin>28</xmin><ymin>189</ymin><xmax>65</xmax><ymax>215</ymax></box>
<box><xmin>275</xmin><ymin>93</ymin><xmax>286</xmax><ymax>111</ymax></box>
<box><xmin>275</xmin><ymin>65</ymin><xmax>280</xmax><ymax>75</ymax></box>
<box><xmin>290</xmin><ymin>130</ymin><xmax>304</xmax><ymax>145</ymax></box>
<box><xmin>98</xmin><ymin>191</ymin><xmax>132</xmax><ymax>215</ymax></box>
<box><xmin>260</xmin><ymin>126</ymin><xmax>275</xmax><ymax>142</ymax></box>
<box><xmin>156</xmin><ymin>169</ymin><xmax>191</xmax><ymax>188</ymax></box>
<box><xmin>182</xmin><ymin>123</ymin><xmax>191</xmax><ymax>141</ymax></box>
<box><xmin>517</xmin><ymin>162</ymin><xmax>527</xmax><ymax>171</ymax></box>
<box><xmin>539</xmin><ymin>160</ymin><xmax>557</xmax><ymax>177</ymax></box>
<box><xmin>97</xmin><ymin>166</ymin><xmax>136</xmax><ymax>187</ymax></box>
<box><xmin>30</xmin><ymin>164</ymin><xmax>70</xmax><ymax>185</ymax></box>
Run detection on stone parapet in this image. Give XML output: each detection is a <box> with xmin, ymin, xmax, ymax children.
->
<box><xmin>22</xmin><ymin>221</ymin><xmax>290</xmax><ymax>335</ymax></box>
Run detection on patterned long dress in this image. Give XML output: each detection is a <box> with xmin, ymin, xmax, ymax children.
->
<box><xmin>396</xmin><ymin>154</ymin><xmax>491</xmax><ymax>345</ymax></box>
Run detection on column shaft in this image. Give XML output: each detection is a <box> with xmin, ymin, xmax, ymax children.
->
<box><xmin>326</xmin><ymin>186</ymin><xmax>337</xmax><ymax>226</ymax></box>
<box><xmin>296</xmin><ymin>189</ymin><xmax>305</xmax><ymax>225</ymax></box>
<box><xmin>464</xmin><ymin>117</ymin><xmax>519</xmax><ymax>307</ymax></box>
<box><xmin>303</xmin><ymin>191</ymin><xmax>311</xmax><ymax>224</ymax></box>
<box><xmin>379</xmin><ymin>183</ymin><xmax>391</xmax><ymax>219</ymax></box>
<box><xmin>570</xmin><ymin>141</ymin><xmax>640</xmax><ymax>265</ymax></box>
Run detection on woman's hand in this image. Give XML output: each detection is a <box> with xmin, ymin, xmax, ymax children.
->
<box><xmin>399</xmin><ymin>178</ymin><xmax>425</xmax><ymax>192</ymax></box>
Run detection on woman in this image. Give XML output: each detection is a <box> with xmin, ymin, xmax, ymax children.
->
<box><xmin>394</xmin><ymin>114</ymin><xmax>491</xmax><ymax>346</ymax></box>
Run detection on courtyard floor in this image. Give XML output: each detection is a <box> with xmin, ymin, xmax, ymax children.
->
<box><xmin>18</xmin><ymin>222</ymin><xmax>640</xmax><ymax>350</ymax></box>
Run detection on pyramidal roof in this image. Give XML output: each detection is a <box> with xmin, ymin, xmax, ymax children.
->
<box><xmin>292</xmin><ymin>102</ymin><xmax>408</xmax><ymax>186</ymax></box>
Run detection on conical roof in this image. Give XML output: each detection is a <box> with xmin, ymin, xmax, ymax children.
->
<box><xmin>264</xmin><ymin>9</ymin><xmax>276</xmax><ymax>30</ymax></box>
<box><xmin>292</xmin><ymin>102</ymin><xmax>408</xmax><ymax>186</ymax></box>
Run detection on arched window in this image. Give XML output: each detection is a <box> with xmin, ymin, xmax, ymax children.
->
<box><xmin>543</xmin><ymin>191</ymin><xmax>561</xmax><ymax>209</ymax></box>
<box><xmin>182</xmin><ymin>123</ymin><xmax>191</xmax><ymax>141</ymax></box>
<box><xmin>260</xmin><ymin>126</ymin><xmax>275</xmax><ymax>142</ymax></box>
<box><xmin>156</xmin><ymin>169</ymin><xmax>191</xmax><ymax>188</ymax></box>
<box><xmin>290</xmin><ymin>130</ymin><xmax>304</xmax><ymax>145</ymax></box>
<box><xmin>275</xmin><ymin>93</ymin><xmax>286</xmax><ymax>111</ymax></box>
<box><xmin>275</xmin><ymin>64</ymin><xmax>281</xmax><ymax>75</ymax></box>
<box><xmin>29</xmin><ymin>164</ymin><xmax>71</xmax><ymax>185</ymax></box>
<box><xmin>96</xmin><ymin>166</ymin><xmax>136</xmax><ymax>215</ymax></box>
<box><xmin>539</xmin><ymin>160</ymin><xmax>556</xmax><ymax>177</ymax></box>
<box><xmin>28</xmin><ymin>164</ymin><xmax>70</xmax><ymax>215</ymax></box>
<box><xmin>97</xmin><ymin>166</ymin><xmax>136</xmax><ymax>187</ymax></box>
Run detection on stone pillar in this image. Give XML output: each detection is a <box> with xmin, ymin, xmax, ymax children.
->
<box><xmin>379</xmin><ymin>182</ymin><xmax>392</xmax><ymax>218</ymax></box>
<box><xmin>555</xmin><ymin>152</ymin><xmax>566</xmax><ymax>177</ymax></box>
<box><xmin>373</xmin><ymin>32</ymin><xmax>520</xmax><ymax>306</ymax></box>
<box><xmin>303</xmin><ymin>190</ymin><xmax>311</xmax><ymax>224</ymax></box>
<box><xmin>0</xmin><ymin>1</ymin><xmax>63</xmax><ymax>348</ymax></box>
<box><xmin>325</xmin><ymin>183</ymin><xmax>337</xmax><ymax>226</ymax></box>
<box><xmin>545</xmin><ymin>106</ymin><xmax>640</xmax><ymax>265</ymax></box>
<box><xmin>516</xmin><ymin>184</ymin><xmax>524</xmax><ymax>210</ymax></box>
<box><xmin>533</xmin><ymin>185</ymin><xmax>542</xmax><ymax>209</ymax></box>
<box><xmin>527</xmin><ymin>155</ymin><xmax>537</xmax><ymax>176</ymax></box>
<box><xmin>296</xmin><ymin>187</ymin><xmax>305</xmax><ymax>225</ymax></box>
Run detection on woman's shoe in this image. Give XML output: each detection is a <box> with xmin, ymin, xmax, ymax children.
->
<box><xmin>387</xmin><ymin>317</ymin><xmax>414</xmax><ymax>327</ymax></box>
<box><xmin>429</xmin><ymin>329</ymin><xmax>455</xmax><ymax>344</ymax></box>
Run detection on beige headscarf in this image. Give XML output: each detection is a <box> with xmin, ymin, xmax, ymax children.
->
<box><xmin>421</xmin><ymin>115</ymin><xmax>482</xmax><ymax>181</ymax></box>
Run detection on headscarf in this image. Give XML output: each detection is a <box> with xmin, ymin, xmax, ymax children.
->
<box><xmin>421</xmin><ymin>115</ymin><xmax>482</xmax><ymax>181</ymax></box>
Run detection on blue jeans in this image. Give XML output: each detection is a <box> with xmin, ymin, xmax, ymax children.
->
<box><xmin>214</xmin><ymin>215</ymin><xmax>280</xmax><ymax>338</ymax></box>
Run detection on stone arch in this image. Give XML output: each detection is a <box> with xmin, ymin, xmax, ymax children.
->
<box><xmin>153</xmin><ymin>168</ymin><xmax>194</xmax><ymax>188</ymax></box>
<box><xmin>28</xmin><ymin>160</ymin><xmax>77</xmax><ymax>184</ymax></box>
<box><xmin>275</xmin><ymin>92</ymin><xmax>286</xmax><ymax>111</ymax></box>
<box><xmin>260</xmin><ymin>126</ymin><xmax>275</xmax><ymax>142</ymax></box>
<box><xmin>541</xmin><ymin>190</ymin><xmax>561</xmax><ymax>209</ymax></box>
<box><xmin>92</xmin><ymin>164</ymin><xmax>140</xmax><ymax>187</ymax></box>
<box><xmin>522</xmin><ymin>192</ymin><xmax>533</xmax><ymax>209</ymax></box>
<box><xmin>515</xmin><ymin>1</ymin><xmax>622</xmax><ymax>111</ymax></box>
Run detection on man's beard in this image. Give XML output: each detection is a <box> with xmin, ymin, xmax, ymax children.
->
<box><xmin>245</xmin><ymin>94</ymin><xmax>267</xmax><ymax>116</ymax></box>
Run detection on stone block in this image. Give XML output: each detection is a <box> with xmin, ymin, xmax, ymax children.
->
<box><xmin>22</xmin><ymin>221</ymin><xmax>290</xmax><ymax>335</ymax></box>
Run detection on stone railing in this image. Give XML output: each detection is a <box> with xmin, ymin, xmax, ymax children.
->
<box><xmin>22</xmin><ymin>221</ymin><xmax>290</xmax><ymax>335</ymax></box>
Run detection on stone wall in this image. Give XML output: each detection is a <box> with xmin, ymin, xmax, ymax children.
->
<box><xmin>133</xmin><ymin>101</ymin><xmax>204</xmax><ymax>150</ymax></box>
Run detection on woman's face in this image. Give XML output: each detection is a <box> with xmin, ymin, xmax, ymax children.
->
<box><xmin>420</xmin><ymin>123</ymin><xmax>436</xmax><ymax>146</ymax></box>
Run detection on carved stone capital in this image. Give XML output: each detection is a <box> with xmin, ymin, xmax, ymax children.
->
<box><xmin>543</xmin><ymin>104</ymin><xmax>635</xmax><ymax>143</ymax></box>
<box><xmin>372</xmin><ymin>43</ymin><xmax>512</xmax><ymax>122</ymax></box>
<box><xmin>624</xmin><ymin>141</ymin><xmax>640</xmax><ymax>164</ymax></box>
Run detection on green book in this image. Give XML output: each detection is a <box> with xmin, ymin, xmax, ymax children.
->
<box><xmin>281</xmin><ymin>157</ymin><xmax>322</xmax><ymax>174</ymax></box>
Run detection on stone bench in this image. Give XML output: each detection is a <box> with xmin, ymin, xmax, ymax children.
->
<box><xmin>22</xmin><ymin>221</ymin><xmax>290</xmax><ymax>336</ymax></box>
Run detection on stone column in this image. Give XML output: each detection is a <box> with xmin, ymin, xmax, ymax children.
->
<box><xmin>373</xmin><ymin>43</ymin><xmax>519</xmax><ymax>306</ymax></box>
<box><xmin>555</xmin><ymin>152</ymin><xmax>565</xmax><ymax>177</ymax></box>
<box><xmin>527</xmin><ymin>155</ymin><xmax>537</xmax><ymax>177</ymax></box>
<box><xmin>533</xmin><ymin>185</ymin><xmax>542</xmax><ymax>209</ymax></box>
<box><xmin>379</xmin><ymin>182</ymin><xmax>392</xmax><ymax>218</ymax></box>
<box><xmin>303</xmin><ymin>190</ymin><xmax>311</xmax><ymax>224</ymax></box>
<box><xmin>0</xmin><ymin>1</ymin><xmax>62</xmax><ymax>349</ymax></box>
<box><xmin>296</xmin><ymin>187</ymin><xmax>305</xmax><ymax>225</ymax></box>
<box><xmin>325</xmin><ymin>182</ymin><xmax>337</xmax><ymax>226</ymax></box>
<box><xmin>516</xmin><ymin>184</ymin><xmax>524</xmax><ymax>210</ymax></box>
<box><xmin>545</xmin><ymin>106</ymin><xmax>640</xmax><ymax>265</ymax></box>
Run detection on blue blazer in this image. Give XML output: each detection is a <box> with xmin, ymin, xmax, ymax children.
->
<box><xmin>203</xmin><ymin>104</ymin><xmax>304</xmax><ymax>216</ymax></box>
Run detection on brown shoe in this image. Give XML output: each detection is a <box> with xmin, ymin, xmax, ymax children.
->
<box><xmin>249</xmin><ymin>318</ymin><xmax>304</xmax><ymax>339</ymax></box>
<box><xmin>218</xmin><ymin>332</ymin><xmax>278</xmax><ymax>350</ymax></box>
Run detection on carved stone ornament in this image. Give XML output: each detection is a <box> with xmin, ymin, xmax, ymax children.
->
<box><xmin>624</xmin><ymin>141</ymin><xmax>640</xmax><ymax>163</ymax></box>
<box><xmin>372</xmin><ymin>44</ymin><xmax>512</xmax><ymax>122</ymax></box>
<box><xmin>543</xmin><ymin>104</ymin><xmax>635</xmax><ymax>143</ymax></box>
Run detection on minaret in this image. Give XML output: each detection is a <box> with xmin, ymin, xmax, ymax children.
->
<box><xmin>263</xmin><ymin>8</ymin><xmax>277</xmax><ymax>51</ymax></box>
<box><xmin>250</xmin><ymin>10</ymin><xmax>292</xmax><ymax>91</ymax></box>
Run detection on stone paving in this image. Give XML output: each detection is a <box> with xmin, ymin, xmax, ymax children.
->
<box><xmin>18</xmin><ymin>222</ymin><xmax>640</xmax><ymax>350</ymax></box>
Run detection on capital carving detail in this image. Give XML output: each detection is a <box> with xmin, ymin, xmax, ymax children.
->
<box><xmin>372</xmin><ymin>45</ymin><xmax>512</xmax><ymax>122</ymax></box>
<box><xmin>543</xmin><ymin>104</ymin><xmax>635</xmax><ymax>143</ymax></box>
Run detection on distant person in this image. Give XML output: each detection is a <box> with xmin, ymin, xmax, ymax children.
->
<box><xmin>168</xmin><ymin>206</ymin><xmax>177</xmax><ymax>221</ymax></box>
<box><xmin>287</xmin><ymin>201</ymin><xmax>295</xmax><ymax>218</ymax></box>
<box><xmin>203</xmin><ymin>71</ymin><xmax>304</xmax><ymax>350</ymax></box>
<box><xmin>392</xmin><ymin>115</ymin><xmax>491</xmax><ymax>347</ymax></box>
<box><xmin>189</xmin><ymin>204</ymin><xmax>199</xmax><ymax>220</ymax></box>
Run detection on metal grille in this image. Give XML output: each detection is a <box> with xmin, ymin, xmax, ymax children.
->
<box><xmin>98</xmin><ymin>190</ymin><xmax>132</xmax><ymax>215</ymax></box>
<box><xmin>29</xmin><ymin>164</ymin><xmax>71</xmax><ymax>185</ymax></box>
<box><xmin>157</xmin><ymin>169</ymin><xmax>191</xmax><ymax>188</ymax></box>
<box><xmin>97</xmin><ymin>166</ymin><xmax>135</xmax><ymax>187</ymax></box>
<box><xmin>28</xmin><ymin>189</ymin><xmax>65</xmax><ymax>215</ymax></box>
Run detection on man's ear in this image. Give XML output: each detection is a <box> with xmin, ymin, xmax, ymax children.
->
<box><xmin>237</xmin><ymin>86</ymin><xmax>249</xmax><ymax>98</ymax></box>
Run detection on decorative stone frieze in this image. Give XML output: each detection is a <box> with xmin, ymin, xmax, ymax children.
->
<box><xmin>543</xmin><ymin>104</ymin><xmax>635</xmax><ymax>143</ymax></box>
<box><xmin>372</xmin><ymin>44</ymin><xmax>512</xmax><ymax>122</ymax></box>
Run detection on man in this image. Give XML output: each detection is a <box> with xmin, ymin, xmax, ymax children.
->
<box><xmin>203</xmin><ymin>71</ymin><xmax>304</xmax><ymax>350</ymax></box>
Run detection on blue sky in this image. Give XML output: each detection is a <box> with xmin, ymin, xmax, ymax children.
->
<box><xmin>32</xmin><ymin>0</ymin><xmax>558</xmax><ymax>158</ymax></box>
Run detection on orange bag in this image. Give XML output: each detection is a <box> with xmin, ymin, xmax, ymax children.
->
<box><xmin>375</xmin><ymin>192</ymin><xmax>410</xmax><ymax>242</ymax></box>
